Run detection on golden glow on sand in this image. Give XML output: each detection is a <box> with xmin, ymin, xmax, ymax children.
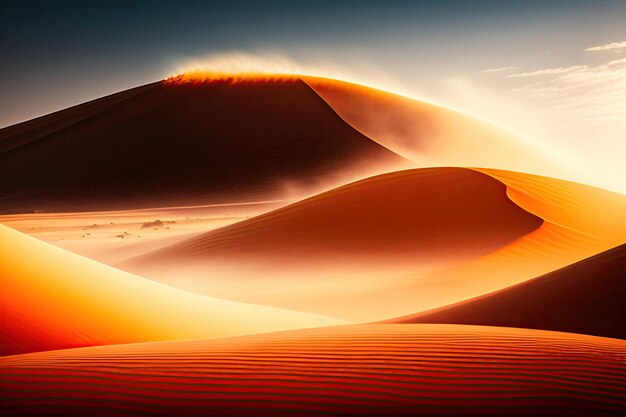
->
<box><xmin>0</xmin><ymin>224</ymin><xmax>345</xmax><ymax>355</ymax></box>
<box><xmin>406</xmin><ymin>168</ymin><xmax>626</xmax><ymax>315</ymax></box>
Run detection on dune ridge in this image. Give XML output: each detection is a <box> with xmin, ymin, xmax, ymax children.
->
<box><xmin>2</xmin><ymin>324</ymin><xmax>625</xmax><ymax>416</ymax></box>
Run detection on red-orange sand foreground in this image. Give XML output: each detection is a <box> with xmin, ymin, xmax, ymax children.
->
<box><xmin>2</xmin><ymin>324</ymin><xmax>625</xmax><ymax>416</ymax></box>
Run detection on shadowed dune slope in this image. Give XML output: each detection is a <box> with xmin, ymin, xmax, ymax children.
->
<box><xmin>2</xmin><ymin>324</ymin><xmax>625</xmax><ymax>416</ymax></box>
<box><xmin>0</xmin><ymin>78</ymin><xmax>406</xmax><ymax>214</ymax></box>
<box><xmin>386</xmin><ymin>244</ymin><xmax>626</xmax><ymax>340</ymax></box>
<box><xmin>136</xmin><ymin>168</ymin><xmax>542</xmax><ymax>264</ymax></box>
<box><xmin>0</xmin><ymin>224</ymin><xmax>344</xmax><ymax>356</ymax></box>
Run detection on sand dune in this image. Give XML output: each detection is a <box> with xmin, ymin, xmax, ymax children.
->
<box><xmin>2</xmin><ymin>324</ymin><xmax>625</xmax><ymax>416</ymax></box>
<box><xmin>127</xmin><ymin>167</ymin><xmax>626</xmax><ymax>322</ymax></box>
<box><xmin>127</xmin><ymin>168</ymin><xmax>542</xmax><ymax>321</ymax></box>
<box><xmin>137</xmin><ymin>168</ymin><xmax>541</xmax><ymax>263</ymax></box>
<box><xmin>403</xmin><ymin>169</ymin><xmax>626</xmax><ymax>318</ymax></box>
<box><xmin>305</xmin><ymin>76</ymin><xmax>571</xmax><ymax>180</ymax></box>
<box><xmin>388</xmin><ymin>244</ymin><xmax>626</xmax><ymax>340</ymax></box>
<box><xmin>3</xmin><ymin>71</ymin><xmax>623</xmax><ymax>416</ymax></box>
<box><xmin>0</xmin><ymin>77</ymin><xmax>406</xmax><ymax>214</ymax></box>
<box><xmin>0</xmin><ymin>224</ymin><xmax>344</xmax><ymax>356</ymax></box>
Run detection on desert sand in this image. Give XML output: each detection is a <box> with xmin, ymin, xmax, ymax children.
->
<box><xmin>125</xmin><ymin>166</ymin><xmax>626</xmax><ymax>322</ymax></box>
<box><xmin>304</xmin><ymin>76</ymin><xmax>573</xmax><ymax>180</ymax></box>
<box><xmin>0</xmin><ymin>224</ymin><xmax>344</xmax><ymax>356</ymax></box>
<box><xmin>125</xmin><ymin>167</ymin><xmax>544</xmax><ymax>321</ymax></box>
<box><xmin>135</xmin><ymin>167</ymin><xmax>541</xmax><ymax>264</ymax></box>
<box><xmin>0</xmin><ymin>74</ymin><xmax>626</xmax><ymax>416</ymax></box>
<box><xmin>0</xmin><ymin>78</ymin><xmax>407</xmax><ymax>214</ymax></box>
<box><xmin>2</xmin><ymin>324</ymin><xmax>625</xmax><ymax>416</ymax></box>
<box><xmin>388</xmin><ymin>244</ymin><xmax>626</xmax><ymax>340</ymax></box>
<box><xmin>0</xmin><ymin>200</ymin><xmax>284</xmax><ymax>265</ymax></box>
<box><xmin>408</xmin><ymin>169</ymin><xmax>626</xmax><ymax>318</ymax></box>
<box><xmin>2</xmin><ymin>73</ymin><xmax>625</xmax><ymax>416</ymax></box>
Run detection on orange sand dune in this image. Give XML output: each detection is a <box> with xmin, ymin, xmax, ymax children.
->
<box><xmin>305</xmin><ymin>77</ymin><xmax>571</xmax><ymax>179</ymax></box>
<box><xmin>402</xmin><ymin>169</ymin><xmax>626</xmax><ymax>317</ymax></box>
<box><xmin>388</xmin><ymin>244</ymin><xmax>626</xmax><ymax>340</ymax></box>
<box><xmin>2</xmin><ymin>324</ymin><xmax>625</xmax><ymax>416</ymax></box>
<box><xmin>137</xmin><ymin>168</ymin><xmax>540</xmax><ymax>263</ymax></box>
<box><xmin>127</xmin><ymin>168</ymin><xmax>626</xmax><ymax>322</ymax></box>
<box><xmin>0</xmin><ymin>224</ymin><xmax>344</xmax><ymax>356</ymax></box>
<box><xmin>127</xmin><ymin>168</ymin><xmax>542</xmax><ymax>321</ymax></box>
<box><xmin>0</xmin><ymin>78</ymin><xmax>406</xmax><ymax>214</ymax></box>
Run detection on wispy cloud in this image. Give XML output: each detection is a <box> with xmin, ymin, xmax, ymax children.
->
<box><xmin>481</xmin><ymin>66</ymin><xmax>514</xmax><ymax>73</ymax></box>
<box><xmin>506</xmin><ymin>65</ymin><xmax>587</xmax><ymax>78</ymax></box>
<box><xmin>509</xmin><ymin>58</ymin><xmax>626</xmax><ymax>127</ymax></box>
<box><xmin>477</xmin><ymin>50</ymin><xmax>626</xmax><ymax>194</ymax></box>
<box><xmin>585</xmin><ymin>40</ymin><xmax>626</xmax><ymax>51</ymax></box>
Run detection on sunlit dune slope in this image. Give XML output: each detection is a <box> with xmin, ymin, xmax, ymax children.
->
<box><xmin>305</xmin><ymin>76</ymin><xmax>570</xmax><ymax>179</ymax></box>
<box><xmin>387</xmin><ymin>244</ymin><xmax>626</xmax><ymax>340</ymax></box>
<box><xmin>0</xmin><ymin>77</ymin><xmax>406</xmax><ymax>214</ymax></box>
<box><xmin>2</xmin><ymin>324</ymin><xmax>625</xmax><ymax>416</ymax></box>
<box><xmin>404</xmin><ymin>169</ymin><xmax>626</xmax><ymax>318</ymax></box>
<box><xmin>479</xmin><ymin>168</ymin><xmax>626</xmax><ymax>250</ymax></box>
<box><xmin>0</xmin><ymin>224</ymin><xmax>344</xmax><ymax>356</ymax></box>
<box><xmin>127</xmin><ymin>168</ymin><xmax>542</xmax><ymax>321</ymax></box>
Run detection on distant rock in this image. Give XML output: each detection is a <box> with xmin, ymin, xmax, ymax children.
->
<box><xmin>141</xmin><ymin>220</ymin><xmax>164</xmax><ymax>229</ymax></box>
